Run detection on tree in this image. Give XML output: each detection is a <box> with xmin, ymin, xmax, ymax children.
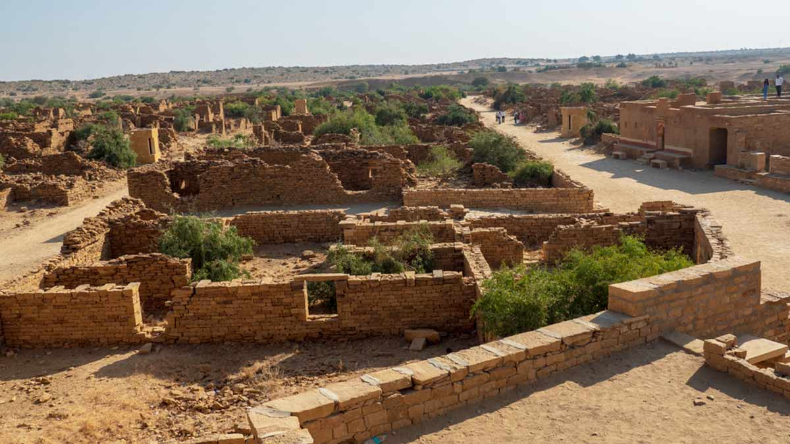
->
<box><xmin>578</xmin><ymin>56</ymin><xmax>590</xmax><ymax>63</ymax></box>
<box><xmin>87</xmin><ymin>127</ymin><xmax>136</xmax><ymax>169</ymax></box>
<box><xmin>626</xmin><ymin>53</ymin><xmax>637</xmax><ymax>61</ymax></box>
<box><xmin>472</xmin><ymin>76</ymin><xmax>490</xmax><ymax>88</ymax></box>
<box><xmin>593</xmin><ymin>55</ymin><xmax>602</xmax><ymax>63</ymax></box>
<box><xmin>615</xmin><ymin>54</ymin><xmax>624</xmax><ymax>60</ymax></box>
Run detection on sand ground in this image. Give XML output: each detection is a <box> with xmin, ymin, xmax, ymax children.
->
<box><xmin>461</xmin><ymin>97</ymin><xmax>790</xmax><ymax>291</ymax></box>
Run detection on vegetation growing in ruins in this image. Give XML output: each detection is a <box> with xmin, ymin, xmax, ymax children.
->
<box><xmin>0</xmin><ymin>153</ymin><xmax>4</xmax><ymax>169</ymax></box>
<box><xmin>435</xmin><ymin>104</ymin><xmax>477</xmax><ymax>126</ymax></box>
<box><xmin>492</xmin><ymin>85</ymin><xmax>527</xmax><ymax>110</ymax></box>
<box><xmin>509</xmin><ymin>160</ymin><xmax>554</xmax><ymax>187</ymax></box>
<box><xmin>313</xmin><ymin>108</ymin><xmax>418</xmax><ymax>145</ymax></box>
<box><xmin>329</xmin><ymin>225</ymin><xmax>435</xmax><ymax>275</ymax></box>
<box><xmin>641</xmin><ymin>75</ymin><xmax>668</xmax><ymax>88</ymax></box>
<box><xmin>469</xmin><ymin>131</ymin><xmax>524</xmax><ymax>173</ymax></box>
<box><xmin>417</xmin><ymin>145</ymin><xmax>463</xmax><ymax>179</ymax></box>
<box><xmin>0</xmin><ymin>112</ymin><xmax>16</xmax><ymax>120</ymax></box>
<box><xmin>559</xmin><ymin>83</ymin><xmax>597</xmax><ymax>105</ymax></box>
<box><xmin>777</xmin><ymin>65</ymin><xmax>790</xmax><ymax>76</ymax></box>
<box><xmin>472</xmin><ymin>76</ymin><xmax>490</xmax><ymax>88</ymax></box>
<box><xmin>580</xmin><ymin>115</ymin><xmax>619</xmax><ymax>145</ymax></box>
<box><xmin>86</xmin><ymin>126</ymin><xmax>137</xmax><ymax>169</ymax></box>
<box><xmin>159</xmin><ymin>215</ymin><xmax>255</xmax><ymax>282</ymax></box>
<box><xmin>374</xmin><ymin>101</ymin><xmax>408</xmax><ymax>126</ymax></box>
<box><xmin>417</xmin><ymin>85</ymin><xmax>464</xmax><ymax>101</ymax></box>
<box><xmin>207</xmin><ymin>134</ymin><xmax>255</xmax><ymax>148</ymax></box>
<box><xmin>173</xmin><ymin>107</ymin><xmax>195</xmax><ymax>132</ymax></box>
<box><xmin>401</xmin><ymin>101</ymin><xmax>429</xmax><ymax>119</ymax></box>
<box><xmin>472</xmin><ymin>236</ymin><xmax>693</xmax><ymax>337</ymax></box>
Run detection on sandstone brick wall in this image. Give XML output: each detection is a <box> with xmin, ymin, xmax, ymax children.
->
<box><xmin>693</xmin><ymin>212</ymin><xmax>731</xmax><ymax>263</ymax></box>
<box><xmin>365</xmin><ymin>206</ymin><xmax>454</xmax><ymax>223</ymax></box>
<box><xmin>0</xmin><ymin>187</ymin><xmax>12</xmax><ymax>208</ymax></box>
<box><xmin>430</xmin><ymin>243</ymin><xmax>466</xmax><ymax>272</ymax></box>
<box><xmin>0</xmin><ymin>283</ymin><xmax>144</xmax><ymax>347</ymax></box>
<box><xmin>164</xmin><ymin>273</ymin><xmax>476</xmax><ymax>343</ymax></box>
<box><xmin>341</xmin><ymin>219</ymin><xmax>458</xmax><ymax>246</ymax></box>
<box><xmin>42</xmin><ymin>254</ymin><xmax>191</xmax><ymax>313</ymax></box>
<box><xmin>403</xmin><ymin>188</ymin><xmax>594</xmax><ymax>213</ymax></box>
<box><xmin>469</xmin><ymin>228</ymin><xmax>524</xmax><ymax>269</ymax></box>
<box><xmin>467</xmin><ymin>214</ymin><xmax>584</xmax><ymax>247</ymax></box>
<box><xmin>609</xmin><ymin>257</ymin><xmax>790</xmax><ymax>342</ymax></box>
<box><xmin>247</xmin><ymin>309</ymin><xmax>651</xmax><ymax>444</ymax></box>
<box><xmin>472</xmin><ymin>163</ymin><xmax>512</xmax><ymax>188</ymax></box>
<box><xmin>769</xmin><ymin>155</ymin><xmax>790</xmax><ymax>176</ymax></box>
<box><xmin>550</xmin><ymin>169</ymin><xmax>586</xmax><ymax>189</ymax></box>
<box><xmin>704</xmin><ymin>335</ymin><xmax>790</xmax><ymax>398</ymax></box>
<box><xmin>228</xmin><ymin>210</ymin><xmax>345</xmax><ymax>244</ymax></box>
<box><xmin>0</xmin><ymin>174</ymin><xmax>92</xmax><ymax>206</ymax></box>
<box><xmin>542</xmin><ymin>222</ymin><xmax>623</xmax><ymax>263</ymax></box>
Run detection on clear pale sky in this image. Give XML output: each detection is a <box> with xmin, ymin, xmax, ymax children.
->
<box><xmin>1</xmin><ymin>0</ymin><xmax>786</xmax><ymax>81</ymax></box>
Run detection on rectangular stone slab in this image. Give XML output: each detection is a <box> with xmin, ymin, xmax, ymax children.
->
<box><xmin>264</xmin><ymin>390</ymin><xmax>336</xmax><ymax>424</ymax></box>
<box><xmin>363</xmin><ymin>369</ymin><xmax>412</xmax><ymax>393</ymax></box>
<box><xmin>538</xmin><ymin>319</ymin><xmax>594</xmax><ymax>346</ymax></box>
<box><xmin>321</xmin><ymin>379</ymin><xmax>382</xmax><ymax>410</ymax></box>
<box><xmin>247</xmin><ymin>406</ymin><xmax>301</xmax><ymax>439</ymax></box>
<box><xmin>737</xmin><ymin>335</ymin><xmax>789</xmax><ymax>364</ymax></box>
<box><xmin>404</xmin><ymin>360</ymin><xmax>448</xmax><ymax>386</ymax></box>
<box><xmin>506</xmin><ymin>330</ymin><xmax>561</xmax><ymax>357</ymax></box>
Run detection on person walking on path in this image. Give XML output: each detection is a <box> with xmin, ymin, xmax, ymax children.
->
<box><xmin>495</xmin><ymin>111</ymin><xmax>501</xmax><ymax>124</ymax></box>
<box><xmin>776</xmin><ymin>74</ymin><xmax>784</xmax><ymax>98</ymax></box>
<box><xmin>763</xmin><ymin>79</ymin><xmax>770</xmax><ymax>100</ymax></box>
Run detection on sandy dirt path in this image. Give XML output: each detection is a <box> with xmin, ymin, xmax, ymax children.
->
<box><xmin>391</xmin><ymin>341</ymin><xmax>790</xmax><ymax>444</ymax></box>
<box><xmin>0</xmin><ymin>183</ymin><xmax>129</xmax><ymax>283</ymax></box>
<box><xmin>461</xmin><ymin>97</ymin><xmax>790</xmax><ymax>291</ymax></box>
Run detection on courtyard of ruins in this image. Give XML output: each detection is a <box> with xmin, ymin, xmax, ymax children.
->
<box><xmin>3</xmin><ymin>52</ymin><xmax>790</xmax><ymax>444</ymax></box>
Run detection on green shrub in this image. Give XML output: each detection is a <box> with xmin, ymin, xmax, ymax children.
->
<box><xmin>777</xmin><ymin>65</ymin><xmax>790</xmax><ymax>76</ymax></box>
<box><xmin>510</xmin><ymin>160</ymin><xmax>553</xmax><ymax>187</ymax></box>
<box><xmin>207</xmin><ymin>134</ymin><xmax>254</xmax><ymax>148</ymax></box>
<box><xmin>492</xmin><ymin>85</ymin><xmax>527</xmax><ymax>110</ymax></box>
<box><xmin>417</xmin><ymin>145</ymin><xmax>462</xmax><ymax>179</ymax></box>
<box><xmin>402</xmin><ymin>102</ymin><xmax>429</xmax><ymax>119</ymax></box>
<box><xmin>314</xmin><ymin>108</ymin><xmax>418</xmax><ymax>145</ymax></box>
<box><xmin>224</xmin><ymin>101</ymin><xmax>251</xmax><ymax>118</ymax></box>
<box><xmin>578</xmin><ymin>83</ymin><xmax>598</xmax><ymax>103</ymax></box>
<box><xmin>329</xmin><ymin>225</ymin><xmax>435</xmax><ymax>275</ymax></box>
<box><xmin>372</xmin><ymin>124</ymin><xmax>419</xmax><ymax>145</ymax></box>
<box><xmin>580</xmin><ymin>119</ymin><xmax>619</xmax><ymax>145</ymax></box>
<box><xmin>472</xmin><ymin>77</ymin><xmax>490</xmax><ymax>88</ymax></box>
<box><xmin>655</xmin><ymin>88</ymin><xmax>680</xmax><ymax>99</ymax></box>
<box><xmin>159</xmin><ymin>215</ymin><xmax>255</xmax><ymax>282</ymax></box>
<box><xmin>641</xmin><ymin>75</ymin><xmax>667</xmax><ymax>88</ymax></box>
<box><xmin>470</xmin><ymin>131</ymin><xmax>525</xmax><ymax>173</ymax></box>
<box><xmin>87</xmin><ymin>127</ymin><xmax>136</xmax><ymax>169</ymax></box>
<box><xmin>71</xmin><ymin>123</ymin><xmax>98</xmax><ymax>142</ymax></box>
<box><xmin>88</xmin><ymin>90</ymin><xmax>106</xmax><ymax>99</ymax></box>
<box><xmin>436</xmin><ymin>104</ymin><xmax>477</xmax><ymax>127</ymax></box>
<box><xmin>327</xmin><ymin>245</ymin><xmax>375</xmax><ymax>275</ymax></box>
<box><xmin>307</xmin><ymin>281</ymin><xmax>337</xmax><ymax>311</ymax></box>
<box><xmin>174</xmin><ymin>107</ymin><xmax>195</xmax><ymax>132</ymax></box>
<box><xmin>0</xmin><ymin>153</ymin><xmax>4</xmax><ymax>169</ymax></box>
<box><xmin>472</xmin><ymin>236</ymin><xmax>693</xmax><ymax>337</ymax></box>
<box><xmin>374</xmin><ymin>101</ymin><xmax>408</xmax><ymax>126</ymax></box>
<box><xmin>0</xmin><ymin>112</ymin><xmax>17</xmax><ymax>120</ymax></box>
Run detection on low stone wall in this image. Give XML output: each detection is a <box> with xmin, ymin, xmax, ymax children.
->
<box><xmin>0</xmin><ymin>187</ymin><xmax>12</xmax><ymax>208</ymax></box>
<box><xmin>551</xmin><ymin>169</ymin><xmax>586</xmax><ymax>189</ymax></box>
<box><xmin>365</xmin><ymin>206</ymin><xmax>461</xmax><ymax>223</ymax></box>
<box><xmin>704</xmin><ymin>335</ymin><xmax>790</xmax><ymax>398</ymax></box>
<box><xmin>246</xmin><ymin>309</ymin><xmax>651</xmax><ymax>444</ymax></box>
<box><xmin>165</xmin><ymin>272</ymin><xmax>476</xmax><ymax>343</ymax></box>
<box><xmin>0</xmin><ymin>283</ymin><xmax>144</xmax><ymax>347</ymax></box>
<box><xmin>229</xmin><ymin>210</ymin><xmax>345</xmax><ymax>244</ymax></box>
<box><xmin>755</xmin><ymin>173</ymin><xmax>790</xmax><ymax>194</ymax></box>
<box><xmin>469</xmin><ymin>228</ymin><xmax>524</xmax><ymax>269</ymax></box>
<box><xmin>693</xmin><ymin>212</ymin><xmax>731</xmax><ymax>263</ymax></box>
<box><xmin>341</xmin><ymin>219</ymin><xmax>458</xmax><ymax>246</ymax></box>
<box><xmin>472</xmin><ymin>163</ymin><xmax>511</xmax><ymax>188</ymax></box>
<box><xmin>42</xmin><ymin>254</ymin><xmax>191</xmax><ymax>313</ymax></box>
<box><xmin>403</xmin><ymin>188</ymin><xmax>594</xmax><ymax>213</ymax></box>
<box><xmin>769</xmin><ymin>155</ymin><xmax>790</xmax><ymax>176</ymax></box>
<box><xmin>609</xmin><ymin>257</ymin><xmax>790</xmax><ymax>343</ymax></box>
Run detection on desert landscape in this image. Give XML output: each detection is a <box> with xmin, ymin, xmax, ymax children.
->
<box><xmin>3</xmin><ymin>3</ymin><xmax>790</xmax><ymax>443</ymax></box>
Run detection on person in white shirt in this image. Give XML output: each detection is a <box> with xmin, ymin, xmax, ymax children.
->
<box><xmin>776</xmin><ymin>75</ymin><xmax>784</xmax><ymax>98</ymax></box>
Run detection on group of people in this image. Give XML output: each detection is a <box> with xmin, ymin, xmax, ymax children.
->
<box><xmin>762</xmin><ymin>74</ymin><xmax>785</xmax><ymax>100</ymax></box>
<box><xmin>495</xmin><ymin>110</ymin><xmax>522</xmax><ymax>125</ymax></box>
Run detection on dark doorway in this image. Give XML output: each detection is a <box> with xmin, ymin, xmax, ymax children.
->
<box><xmin>709</xmin><ymin>128</ymin><xmax>728</xmax><ymax>165</ymax></box>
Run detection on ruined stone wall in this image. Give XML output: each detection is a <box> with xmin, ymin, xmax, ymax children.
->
<box><xmin>228</xmin><ymin>210</ymin><xmax>345</xmax><ymax>244</ymax></box>
<box><xmin>0</xmin><ymin>187</ymin><xmax>11</xmax><ymax>208</ymax></box>
<box><xmin>551</xmin><ymin>169</ymin><xmax>586</xmax><ymax>189</ymax></box>
<box><xmin>3</xmin><ymin>152</ymin><xmax>123</xmax><ymax>180</ymax></box>
<box><xmin>249</xmin><ymin>309</ymin><xmax>650</xmax><ymax>444</ymax></box>
<box><xmin>0</xmin><ymin>174</ymin><xmax>92</xmax><ymax>206</ymax></box>
<box><xmin>403</xmin><ymin>188</ymin><xmax>595</xmax><ymax>213</ymax></box>
<box><xmin>341</xmin><ymin>219</ymin><xmax>457</xmax><ymax>246</ymax></box>
<box><xmin>769</xmin><ymin>155</ymin><xmax>790</xmax><ymax>175</ymax></box>
<box><xmin>430</xmin><ymin>243</ymin><xmax>467</xmax><ymax>272</ymax></box>
<box><xmin>42</xmin><ymin>254</ymin><xmax>190</xmax><ymax>313</ymax></box>
<box><xmin>164</xmin><ymin>273</ymin><xmax>476</xmax><ymax>343</ymax></box>
<box><xmin>704</xmin><ymin>333</ymin><xmax>790</xmax><ymax>397</ymax></box>
<box><xmin>472</xmin><ymin>163</ymin><xmax>512</xmax><ymax>188</ymax></box>
<box><xmin>318</xmin><ymin>149</ymin><xmax>404</xmax><ymax>195</ymax></box>
<box><xmin>609</xmin><ymin>257</ymin><xmax>789</xmax><ymax>342</ymax></box>
<box><xmin>469</xmin><ymin>228</ymin><xmax>524</xmax><ymax>269</ymax></box>
<box><xmin>0</xmin><ymin>283</ymin><xmax>144</xmax><ymax>347</ymax></box>
<box><xmin>693</xmin><ymin>213</ymin><xmax>731</xmax><ymax>264</ymax></box>
<box><xmin>466</xmin><ymin>213</ymin><xmax>628</xmax><ymax>247</ymax></box>
<box><xmin>365</xmin><ymin>206</ymin><xmax>458</xmax><ymax>223</ymax></box>
<box><xmin>108</xmin><ymin>209</ymin><xmax>170</xmax><ymax>257</ymax></box>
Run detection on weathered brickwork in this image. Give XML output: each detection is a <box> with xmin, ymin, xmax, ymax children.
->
<box><xmin>340</xmin><ymin>219</ymin><xmax>458</xmax><ymax>246</ymax></box>
<box><xmin>403</xmin><ymin>188</ymin><xmax>594</xmax><ymax>213</ymax></box>
<box><xmin>365</xmin><ymin>206</ymin><xmax>457</xmax><ymax>223</ymax></box>
<box><xmin>472</xmin><ymin>163</ymin><xmax>512</xmax><ymax>188</ymax></box>
<box><xmin>165</xmin><ymin>273</ymin><xmax>476</xmax><ymax>344</ymax></box>
<box><xmin>0</xmin><ymin>283</ymin><xmax>145</xmax><ymax>347</ymax></box>
<box><xmin>42</xmin><ymin>254</ymin><xmax>191</xmax><ymax>313</ymax></box>
<box><xmin>704</xmin><ymin>333</ymin><xmax>790</xmax><ymax>398</ymax></box>
<box><xmin>0</xmin><ymin>187</ymin><xmax>12</xmax><ymax>208</ymax></box>
<box><xmin>246</xmin><ymin>310</ymin><xmax>651</xmax><ymax>444</ymax></box>
<box><xmin>229</xmin><ymin>210</ymin><xmax>345</xmax><ymax>244</ymax></box>
<box><xmin>468</xmin><ymin>228</ymin><xmax>524</xmax><ymax>269</ymax></box>
<box><xmin>609</xmin><ymin>257</ymin><xmax>790</xmax><ymax>342</ymax></box>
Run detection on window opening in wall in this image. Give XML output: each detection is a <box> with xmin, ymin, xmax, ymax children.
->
<box><xmin>148</xmin><ymin>138</ymin><xmax>154</xmax><ymax>155</ymax></box>
<box><xmin>306</xmin><ymin>280</ymin><xmax>338</xmax><ymax>318</ymax></box>
<box><xmin>568</xmin><ymin>115</ymin><xmax>573</xmax><ymax>130</ymax></box>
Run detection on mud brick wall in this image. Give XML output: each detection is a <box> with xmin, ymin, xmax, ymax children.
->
<box><xmin>42</xmin><ymin>254</ymin><xmax>191</xmax><ymax>313</ymax></box>
<box><xmin>0</xmin><ymin>175</ymin><xmax>92</xmax><ymax>206</ymax></box>
<box><xmin>249</xmin><ymin>310</ymin><xmax>651</xmax><ymax>444</ymax></box>
<box><xmin>164</xmin><ymin>272</ymin><xmax>476</xmax><ymax>343</ymax></box>
<box><xmin>0</xmin><ymin>283</ymin><xmax>144</xmax><ymax>347</ymax></box>
<box><xmin>609</xmin><ymin>257</ymin><xmax>790</xmax><ymax>342</ymax></box>
<box><xmin>693</xmin><ymin>213</ymin><xmax>731</xmax><ymax>264</ymax></box>
<box><xmin>467</xmin><ymin>214</ymin><xmax>583</xmax><ymax>247</ymax></box>
<box><xmin>108</xmin><ymin>209</ymin><xmax>170</xmax><ymax>257</ymax></box>
<box><xmin>430</xmin><ymin>243</ymin><xmax>466</xmax><ymax>272</ymax></box>
<box><xmin>542</xmin><ymin>223</ymin><xmax>623</xmax><ymax>263</ymax></box>
<box><xmin>551</xmin><ymin>169</ymin><xmax>586</xmax><ymax>189</ymax></box>
<box><xmin>403</xmin><ymin>188</ymin><xmax>594</xmax><ymax>213</ymax></box>
<box><xmin>472</xmin><ymin>163</ymin><xmax>512</xmax><ymax>188</ymax></box>
<box><xmin>366</xmin><ymin>206</ymin><xmax>453</xmax><ymax>223</ymax></box>
<box><xmin>341</xmin><ymin>219</ymin><xmax>457</xmax><ymax>246</ymax></box>
<box><xmin>769</xmin><ymin>155</ymin><xmax>790</xmax><ymax>175</ymax></box>
<box><xmin>0</xmin><ymin>187</ymin><xmax>12</xmax><ymax>208</ymax></box>
<box><xmin>318</xmin><ymin>149</ymin><xmax>404</xmax><ymax>194</ymax></box>
<box><xmin>228</xmin><ymin>210</ymin><xmax>345</xmax><ymax>244</ymax></box>
<box><xmin>704</xmin><ymin>336</ymin><xmax>790</xmax><ymax>397</ymax></box>
<box><xmin>469</xmin><ymin>228</ymin><xmax>524</xmax><ymax>269</ymax></box>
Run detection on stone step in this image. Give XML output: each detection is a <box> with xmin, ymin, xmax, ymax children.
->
<box><xmin>612</xmin><ymin>151</ymin><xmax>627</xmax><ymax>160</ymax></box>
<box><xmin>736</xmin><ymin>334</ymin><xmax>789</xmax><ymax>364</ymax></box>
<box><xmin>650</xmin><ymin>159</ymin><xmax>668</xmax><ymax>169</ymax></box>
<box><xmin>662</xmin><ymin>331</ymin><xmax>704</xmax><ymax>356</ymax></box>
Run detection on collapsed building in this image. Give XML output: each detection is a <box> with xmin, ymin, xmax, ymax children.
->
<box><xmin>0</xmin><ymin>110</ymin><xmax>74</xmax><ymax>159</ymax></box>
